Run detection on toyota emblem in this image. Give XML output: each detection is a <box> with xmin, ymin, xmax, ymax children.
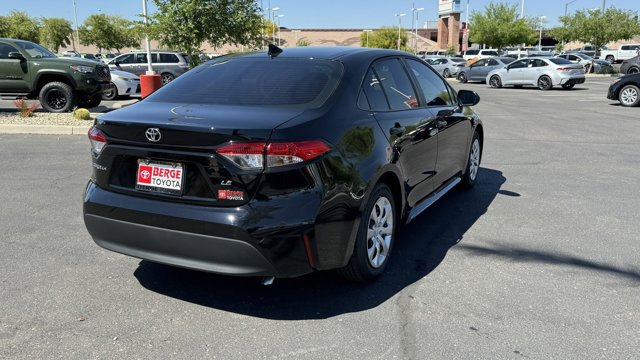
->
<box><xmin>145</xmin><ymin>128</ymin><xmax>161</xmax><ymax>142</ymax></box>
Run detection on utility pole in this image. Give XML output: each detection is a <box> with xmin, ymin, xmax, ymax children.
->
<box><xmin>72</xmin><ymin>0</ymin><xmax>80</xmax><ymax>51</ymax></box>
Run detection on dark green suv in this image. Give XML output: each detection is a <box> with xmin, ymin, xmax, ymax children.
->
<box><xmin>0</xmin><ymin>38</ymin><xmax>114</xmax><ymax>112</ymax></box>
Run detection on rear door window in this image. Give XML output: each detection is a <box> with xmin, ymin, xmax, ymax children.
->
<box><xmin>159</xmin><ymin>53</ymin><xmax>180</xmax><ymax>63</ymax></box>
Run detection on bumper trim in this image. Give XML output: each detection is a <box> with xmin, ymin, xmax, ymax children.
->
<box><xmin>85</xmin><ymin>213</ymin><xmax>279</xmax><ymax>276</ymax></box>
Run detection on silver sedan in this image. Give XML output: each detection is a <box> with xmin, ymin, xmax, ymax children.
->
<box><xmin>457</xmin><ymin>57</ymin><xmax>515</xmax><ymax>83</ymax></box>
<box><xmin>486</xmin><ymin>57</ymin><xmax>585</xmax><ymax>90</ymax></box>
<box><xmin>425</xmin><ymin>57</ymin><xmax>466</xmax><ymax>78</ymax></box>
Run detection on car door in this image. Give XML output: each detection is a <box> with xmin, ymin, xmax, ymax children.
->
<box><xmin>113</xmin><ymin>53</ymin><xmax>136</xmax><ymax>73</ymax></box>
<box><xmin>404</xmin><ymin>58</ymin><xmax>472</xmax><ymax>191</ymax></box>
<box><xmin>364</xmin><ymin>58</ymin><xmax>437</xmax><ymax>207</ymax></box>
<box><xmin>521</xmin><ymin>59</ymin><xmax>549</xmax><ymax>85</ymax></box>
<box><xmin>502</xmin><ymin>59</ymin><xmax>528</xmax><ymax>85</ymax></box>
<box><xmin>0</xmin><ymin>42</ymin><xmax>31</xmax><ymax>92</ymax></box>
<box><xmin>467</xmin><ymin>59</ymin><xmax>487</xmax><ymax>81</ymax></box>
<box><xmin>476</xmin><ymin>58</ymin><xmax>500</xmax><ymax>79</ymax></box>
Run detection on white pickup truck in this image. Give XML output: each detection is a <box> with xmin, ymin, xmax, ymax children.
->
<box><xmin>600</xmin><ymin>44</ymin><xmax>640</xmax><ymax>63</ymax></box>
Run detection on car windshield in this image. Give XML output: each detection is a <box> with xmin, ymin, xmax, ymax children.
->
<box><xmin>15</xmin><ymin>40</ymin><xmax>57</xmax><ymax>59</ymax></box>
<box><xmin>148</xmin><ymin>56</ymin><xmax>344</xmax><ymax>108</ymax></box>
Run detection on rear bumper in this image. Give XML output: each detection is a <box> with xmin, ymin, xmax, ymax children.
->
<box><xmin>83</xmin><ymin>181</ymin><xmax>319</xmax><ymax>278</ymax></box>
<box><xmin>560</xmin><ymin>76</ymin><xmax>585</xmax><ymax>85</ymax></box>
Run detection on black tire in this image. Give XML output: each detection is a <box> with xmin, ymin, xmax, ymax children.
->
<box><xmin>489</xmin><ymin>75</ymin><xmax>502</xmax><ymax>88</ymax></box>
<box><xmin>562</xmin><ymin>83</ymin><xmax>575</xmax><ymax>90</ymax></box>
<box><xmin>458</xmin><ymin>72</ymin><xmax>468</xmax><ymax>83</ymax></box>
<box><xmin>628</xmin><ymin>67</ymin><xmax>640</xmax><ymax>74</ymax></box>
<box><xmin>161</xmin><ymin>72</ymin><xmax>175</xmax><ymax>85</ymax></box>
<box><xmin>38</xmin><ymin>82</ymin><xmax>75</xmax><ymax>113</ymax></box>
<box><xmin>101</xmin><ymin>83</ymin><xmax>118</xmax><ymax>100</ymax></box>
<box><xmin>538</xmin><ymin>75</ymin><xmax>553</xmax><ymax>90</ymax></box>
<box><xmin>460</xmin><ymin>131</ymin><xmax>481</xmax><ymax>189</ymax></box>
<box><xmin>605</xmin><ymin>55</ymin><xmax>614</xmax><ymax>63</ymax></box>
<box><xmin>338</xmin><ymin>183</ymin><xmax>396</xmax><ymax>282</ymax></box>
<box><xmin>443</xmin><ymin>68</ymin><xmax>451</xmax><ymax>78</ymax></box>
<box><xmin>618</xmin><ymin>84</ymin><xmax>640</xmax><ymax>107</ymax></box>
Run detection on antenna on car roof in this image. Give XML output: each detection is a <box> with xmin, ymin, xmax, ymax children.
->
<box><xmin>268</xmin><ymin>44</ymin><xmax>283</xmax><ymax>59</ymax></box>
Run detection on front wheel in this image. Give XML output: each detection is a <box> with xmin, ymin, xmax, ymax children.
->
<box><xmin>338</xmin><ymin>184</ymin><xmax>395</xmax><ymax>282</ymax></box>
<box><xmin>460</xmin><ymin>131</ymin><xmax>482</xmax><ymax>189</ymax></box>
<box><xmin>562</xmin><ymin>83</ymin><xmax>575</xmax><ymax>90</ymax></box>
<box><xmin>101</xmin><ymin>83</ymin><xmax>118</xmax><ymax>100</ymax></box>
<box><xmin>628</xmin><ymin>67</ymin><xmax>640</xmax><ymax>74</ymax></box>
<box><xmin>443</xmin><ymin>68</ymin><xmax>451</xmax><ymax>78</ymax></box>
<box><xmin>619</xmin><ymin>84</ymin><xmax>640</xmax><ymax>107</ymax></box>
<box><xmin>39</xmin><ymin>82</ymin><xmax>75</xmax><ymax>113</ymax></box>
<box><xmin>457</xmin><ymin>72</ymin><xmax>468</xmax><ymax>83</ymax></box>
<box><xmin>489</xmin><ymin>75</ymin><xmax>502</xmax><ymax>88</ymax></box>
<box><xmin>538</xmin><ymin>75</ymin><xmax>553</xmax><ymax>90</ymax></box>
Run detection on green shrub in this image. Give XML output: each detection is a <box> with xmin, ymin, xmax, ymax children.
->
<box><xmin>73</xmin><ymin>108</ymin><xmax>91</xmax><ymax>120</ymax></box>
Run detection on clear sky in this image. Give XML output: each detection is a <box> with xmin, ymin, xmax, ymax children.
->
<box><xmin>2</xmin><ymin>0</ymin><xmax>638</xmax><ymax>29</ymax></box>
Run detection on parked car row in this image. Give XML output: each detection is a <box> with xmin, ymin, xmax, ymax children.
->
<box><xmin>106</xmin><ymin>51</ymin><xmax>190</xmax><ymax>85</ymax></box>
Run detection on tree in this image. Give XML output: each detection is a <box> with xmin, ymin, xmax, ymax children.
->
<box><xmin>4</xmin><ymin>11</ymin><xmax>40</xmax><ymax>43</ymax></box>
<box><xmin>554</xmin><ymin>8</ymin><xmax>640</xmax><ymax>50</ymax></box>
<box><xmin>39</xmin><ymin>18</ymin><xmax>73</xmax><ymax>52</ymax></box>
<box><xmin>360</xmin><ymin>27</ymin><xmax>407</xmax><ymax>50</ymax></box>
<box><xmin>149</xmin><ymin>0</ymin><xmax>263</xmax><ymax>66</ymax></box>
<box><xmin>0</xmin><ymin>16</ymin><xmax>8</xmax><ymax>38</ymax></box>
<box><xmin>468</xmin><ymin>2</ymin><xmax>536</xmax><ymax>49</ymax></box>
<box><xmin>80</xmin><ymin>14</ymin><xmax>140</xmax><ymax>53</ymax></box>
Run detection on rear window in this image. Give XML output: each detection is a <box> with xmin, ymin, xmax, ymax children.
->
<box><xmin>148</xmin><ymin>57</ymin><xmax>344</xmax><ymax>108</ymax></box>
<box><xmin>450</xmin><ymin>58</ymin><xmax>466</xmax><ymax>63</ymax></box>
<box><xmin>465</xmin><ymin>50</ymin><xmax>479</xmax><ymax>55</ymax></box>
<box><xmin>481</xmin><ymin>51</ymin><xmax>498</xmax><ymax>56</ymax></box>
<box><xmin>549</xmin><ymin>58</ymin><xmax>573</xmax><ymax>65</ymax></box>
<box><xmin>159</xmin><ymin>53</ymin><xmax>180</xmax><ymax>63</ymax></box>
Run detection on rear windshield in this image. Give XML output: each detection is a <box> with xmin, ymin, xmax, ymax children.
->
<box><xmin>148</xmin><ymin>57</ymin><xmax>344</xmax><ymax>108</ymax></box>
<box><xmin>549</xmin><ymin>58</ymin><xmax>573</xmax><ymax>65</ymax></box>
<box><xmin>450</xmin><ymin>58</ymin><xmax>466</xmax><ymax>63</ymax></box>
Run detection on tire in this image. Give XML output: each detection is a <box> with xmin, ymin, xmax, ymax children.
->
<box><xmin>489</xmin><ymin>75</ymin><xmax>502</xmax><ymax>88</ymax></box>
<box><xmin>537</xmin><ymin>75</ymin><xmax>553</xmax><ymax>90</ymax></box>
<box><xmin>562</xmin><ymin>83</ymin><xmax>575</xmax><ymax>90</ymax></box>
<box><xmin>101</xmin><ymin>83</ymin><xmax>118</xmax><ymax>100</ymax></box>
<box><xmin>628</xmin><ymin>67</ymin><xmax>640</xmax><ymax>74</ymax></box>
<box><xmin>443</xmin><ymin>68</ymin><xmax>451</xmax><ymax>78</ymax></box>
<box><xmin>605</xmin><ymin>55</ymin><xmax>614</xmax><ymax>63</ymax></box>
<box><xmin>458</xmin><ymin>72</ymin><xmax>468</xmax><ymax>83</ymax></box>
<box><xmin>460</xmin><ymin>131</ymin><xmax>482</xmax><ymax>189</ymax></box>
<box><xmin>618</xmin><ymin>84</ymin><xmax>640</xmax><ymax>107</ymax></box>
<box><xmin>161</xmin><ymin>72</ymin><xmax>175</xmax><ymax>85</ymax></box>
<box><xmin>38</xmin><ymin>82</ymin><xmax>75</xmax><ymax>113</ymax></box>
<box><xmin>338</xmin><ymin>183</ymin><xmax>395</xmax><ymax>282</ymax></box>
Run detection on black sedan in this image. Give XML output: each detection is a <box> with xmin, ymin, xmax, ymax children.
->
<box><xmin>83</xmin><ymin>46</ymin><xmax>483</xmax><ymax>282</ymax></box>
<box><xmin>620</xmin><ymin>55</ymin><xmax>640</xmax><ymax>75</ymax></box>
<box><xmin>607</xmin><ymin>73</ymin><xmax>640</xmax><ymax>107</ymax></box>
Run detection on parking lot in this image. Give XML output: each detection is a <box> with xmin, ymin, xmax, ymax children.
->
<box><xmin>1</xmin><ymin>77</ymin><xmax>638</xmax><ymax>359</ymax></box>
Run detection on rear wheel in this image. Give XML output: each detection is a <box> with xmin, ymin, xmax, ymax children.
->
<box><xmin>161</xmin><ymin>72</ymin><xmax>175</xmax><ymax>85</ymax></box>
<box><xmin>460</xmin><ymin>131</ymin><xmax>481</xmax><ymax>189</ymax></box>
<box><xmin>605</xmin><ymin>55</ymin><xmax>614</xmax><ymax>63</ymax></box>
<box><xmin>457</xmin><ymin>72</ymin><xmax>468</xmax><ymax>83</ymax></box>
<box><xmin>628</xmin><ymin>67</ymin><xmax>640</xmax><ymax>74</ymax></box>
<box><xmin>443</xmin><ymin>68</ymin><xmax>451</xmax><ymax>78</ymax></box>
<box><xmin>619</xmin><ymin>84</ymin><xmax>640</xmax><ymax>107</ymax></box>
<box><xmin>562</xmin><ymin>83</ymin><xmax>575</xmax><ymax>90</ymax></box>
<box><xmin>39</xmin><ymin>82</ymin><xmax>75</xmax><ymax>113</ymax></box>
<box><xmin>338</xmin><ymin>183</ymin><xmax>395</xmax><ymax>282</ymax></box>
<box><xmin>489</xmin><ymin>75</ymin><xmax>502</xmax><ymax>88</ymax></box>
<box><xmin>538</xmin><ymin>75</ymin><xmax>553</xmax><ymax>90</ymax></box>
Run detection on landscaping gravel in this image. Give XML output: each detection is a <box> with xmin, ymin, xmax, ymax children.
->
<box><xmin>0</xmin><ymin>111</ymin><xmax>97</xmax><ymax>127</ymax></box>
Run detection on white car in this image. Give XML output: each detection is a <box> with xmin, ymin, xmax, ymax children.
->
<box><xmin>462</xmin><ymin>49</ymin><xmax>499</xmax><ymax>61</ymax></box>
<box><xmin>102</xmin><ymin>70</ymin><xmax>140</xmax><ymax>100</ymax></box>
<box><xmin>485</xmin><ymin>57</ymin><xmax>585</xmax><ymax>90</ymax></box>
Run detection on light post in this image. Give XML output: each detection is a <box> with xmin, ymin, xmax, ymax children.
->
<box><xmin>395</xmin><ymin>13</ymin><xmax>406</xmax><ymax>51</ymax></box>
<box><xmin>411</xmin><ymin>6</ymin><xmax>424</xmax><ymax>54</ymax></box>
<box><xmin>72</xmin><ymin>0</ymin><xmax>80</xmax><ymax>51</ymax></box>
<box><xmin>538</xmin><ymin>16</ymin><xmax>546</xmax><ymax>51</ymax></box>
<box><xmin>276</xmin><ymin>14</ymin><xmax>284</xmax><ymax>46</ymax></box>
<box><xmin>139</xmin><ymin>0</ymin><xmax>161</xmax><ymax>98</ymax></box>
<box><xmin>292</xmin><ymin>29</ymin><xmax>301</xmax><ymax>47</ymax></box>
<box><xmin>270</xmin><ymin>7</ymin><xmax>280</xmax><ymax>44</ymax></box>
<box><xmin>602</xmin><ymin>0</ymin><xmax>606</xmax><ymax>12</ymax></box>
<box><xmin>520</xmin><ymin>0</ymin><xmax>525</xmax><ymax>19</ymax></box>
<box><xmin>564</xmin><ymin>0</ymin><xmax>578</xmax><ymax>16</ymax></box>
<box><xmin>363</xmin><ymin>29</ymin><xmax>372</xmax><ymax>47</ymax></box>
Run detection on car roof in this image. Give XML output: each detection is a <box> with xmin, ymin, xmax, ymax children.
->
<box><xmin>240</xmin><ymin>46</ymin><xmax>410</xmax><ymax>61</ymax></box>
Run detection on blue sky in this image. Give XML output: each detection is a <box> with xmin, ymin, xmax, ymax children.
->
<box><xmin>2</xmin><ymin>0</ymin><xmax>638</xmax><ymax>29</ymax></box>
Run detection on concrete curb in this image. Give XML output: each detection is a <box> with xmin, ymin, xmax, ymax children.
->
<box><xmin>0</xmin><ymin>124</ymin><xmax>91</xmax><ymax>135</ymax></box>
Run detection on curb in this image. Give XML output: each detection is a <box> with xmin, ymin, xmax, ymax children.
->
<box><xmin>0</xmin><ymin>124</ymin><xmax>91</xmax><ymax>135</ymax></box>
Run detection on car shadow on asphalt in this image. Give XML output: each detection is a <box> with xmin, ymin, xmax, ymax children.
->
<box><xmin>133</xmin><ymin>167</ymin><xmax>508</xmax><ymax>319</ymax></box>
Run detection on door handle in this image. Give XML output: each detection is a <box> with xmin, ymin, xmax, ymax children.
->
<box><xmin>390</xmin><ymin>124</ymin><xmax>405</xmax><ymax>136</ymax></box>
<box><xmin>436</xmin><ymin>120</ymin><xmax>447</xmax><ymax>130</ymax></box>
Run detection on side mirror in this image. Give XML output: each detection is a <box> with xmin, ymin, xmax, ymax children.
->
<box><xmin>458</xmin><ymin>89</ymin><xmax>480</xmax><ymax>107</ymax></box>
<box><xmin>8</xmin><ymin>52</ymin><xmax>25</xmax><ymax>61</ymax></box>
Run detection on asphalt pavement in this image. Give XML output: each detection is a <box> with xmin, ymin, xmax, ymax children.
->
<box><xmin>0</xmin><ymin>77</ymin><xmax>638</xmax><ymax>359</ymax></box>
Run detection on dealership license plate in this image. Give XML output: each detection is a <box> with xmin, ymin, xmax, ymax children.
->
<box><xmin>135</xmin><ymin>160</ymin><xmax>184</xmax><ymax>195</ymax></box>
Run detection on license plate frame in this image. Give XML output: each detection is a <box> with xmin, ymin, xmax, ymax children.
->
<box><xmin>135</xmin><ymin>159</ymin><xmax>185</xmax><ymax>196</ymax></box>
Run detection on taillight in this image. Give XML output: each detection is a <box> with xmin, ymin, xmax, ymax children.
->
<box><xmin>556</xmin><ymin>67</ymin><xmax>572</xmax><ymax>71</ymax></box>
<box><xmin>88</xmin><ymin>126</ymin><xmax>108</xmax><ymax>155</ymax></box>
<box><xmin>216</xmin><ymin>140</ymin><xmax>330</xmax><ymax>170</ymax></box>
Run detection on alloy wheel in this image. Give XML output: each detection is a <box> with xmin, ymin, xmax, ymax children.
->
<box><xmin>366</xmin><ymin>197</ymin><xmax>393</xmax><ymax>269</ymax></box>
<box><xmin>46</xmin><ymin>89</ymin><xmax>67</xmax><ymax>111</ymax></box>
<box><xmin>620</xmin><ymin>86</ymin><xmax>639</xmax><ymax>106</ymax></box>
<box><xmin>469</xmin><ymin>138</ymin><xmax>480</xmax><ymax>181</ymax></box>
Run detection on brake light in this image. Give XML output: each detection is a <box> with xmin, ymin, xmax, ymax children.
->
<box><xmin>216</xmin><ymin>140</ymin><xmax>330</xmax><ymax>169</ymax></box>
<box><xmin>88</xmin><ymin>126</ymin><xmax>108</xmax><ymax>155</ymax></box>
<box><xmin>556</xmin><ymin>67</ymin><xmax>572</xmax><ymax>71</ymax></box>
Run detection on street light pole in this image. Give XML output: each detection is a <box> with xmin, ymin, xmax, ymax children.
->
<box><xmin>602</xmin><ymin>0</ymin><xmax>606</xmax><ymax>12</ymax></box>
<box><xmin>520</xmin><ymin>0</ymin><xmax>525</xmax><ymax>19</ymax></box>
<box><xmin>564</xmin><ymin>0</ymin><xmax>578</xmax><ymax>17</ymax></box>
<box><xmin>411</xmin><ymin>6</ymin><xmax>424</xmax><ymax>54</ymax></box>
<box><xmin>363</xmin><ymin>29</ymin><xmax>372</xmax><ymax>48</ymax></box>
<box><xmin>538</xmin><ymin>16</ymin><xmax>546</xmax><ymax>51</ymax></box>
<box><xmin>72</xmin><ymin>0</ymin><xmax>80</xmax><ymax>51</ymax></box>
<box><xmin>142</xmin><ymin>0</ymin><xmax>153</xmax><ymax>74</ymax></box>
<box><xmin>270</xmin><ymin>7</ymin><xmax>280</xmax><ymax>44</ymax></box>
<box><xmin>395</xmin><ymin>13</ymin><xmax>406</xmax><ymax>51</ymax></box>
<box><xmin>276</xmin><ymin>14</ymin><xmax>284</xmax><ymax>46</ymax></box>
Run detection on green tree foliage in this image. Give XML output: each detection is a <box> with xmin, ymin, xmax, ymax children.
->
<box><xmin>360</xmin><ymin>27</ymin><xmax>407</xmax><ymax>49</ymax></box>
<box><xmin>149</xmin><ymin>0</ymin><xmax>263</xmax><ymax>66</ymax></box>
<box><xmin>469</xmin><ymin>2</ymin><xmax>536</xmax><ymax>48</ymax></box>
<box><xmin>4</xmin><ymin>11</ymin><xmax>40</xmax><ymax>42</ymax></box>
<box><xmin>39</xmin><ymin>18</ymin><xmax>73</xmax><ymax>52</ymax></box>
<box><xmin>553</xmin><ymin>8</ymin><xmax>640</xmax><ymax>50</ymax></box>
<box><xmin>0</xmin><ymin>17</ymin><xmax>8</xmax><ymax>38</ymax></box>
<box><xmin>80</xmin><ymin>14</ymin><xmax>140</xmax><ymax>52</ymax></box>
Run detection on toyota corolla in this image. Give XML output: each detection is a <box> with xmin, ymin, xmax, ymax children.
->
<box><xmin>83</xmin><ymin>46</ymin><xmax>483</xmax><ymax>282</ymax></box>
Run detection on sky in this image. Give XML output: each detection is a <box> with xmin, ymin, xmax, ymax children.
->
<box><xmin>2</xmin><ymin>0</ymin><xmax>638</xmax><ymax>30</ymax></box>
